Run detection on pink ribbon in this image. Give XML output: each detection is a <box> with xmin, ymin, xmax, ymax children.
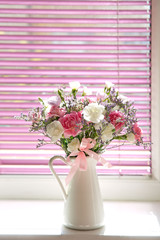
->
<box><xmin>65</xmin><ymin>138</ymin><xmax>110</xmax><ymax>185</ymax></box>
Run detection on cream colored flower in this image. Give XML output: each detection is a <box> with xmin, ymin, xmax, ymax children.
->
<box><xmin>96</xmin><ymin>91</ymin><xmax>105</xmax><ymax>101</ymax></box>
<box><xmin>83</xmin><ymin>87</ymin><xmax>92</xmax><ymax>95</ymax></box>
<box><xmin>101</xmin><ymin>123</ymin><xmax>115</xmax><ymax>142</ymax></box>
<box><xmin>82</xmin><ymin>102</ymin><xmax>105</xmax><ymax>123</ymax></box>
<box><xmin>95</xmin><ymin>122</ymin><xmax>103</xmax><ymax>130</ymax></box>
<box><xmin>105</xmin><ymin>81</ymin><xmax>114</xmax><ymax>89</ymax></box>
<box><xmin>67</xmin><ymin>138</ymin><xmax>80</xmax><ymax>152</ymax></box>
<box><xmin>127</xmin><ymin>133</ymin><xmax>135</xmax><ymax>142</ymax></box>
<box><xmin>69</xmin><ymin>81</ymin><xmax>81</xmax><ymax>90</ymax></box>
<box><xmin>112</xmin><ymin>105</ymin><xmax>120</xmax><ymax>111</ymax></box>
<box><xmin>118</xmin><ymin>94</ymin><xmax>129</xmax><ymax>103</ymax></box>
<box><xmin>46</xmin><ymin>121</ymin><xmax>64</xmax><ymax>143</ymax></box>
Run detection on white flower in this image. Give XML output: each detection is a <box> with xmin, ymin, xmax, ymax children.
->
<box><xmin>101</xmin><ymin>123</ymin><xmax>115</xmax><ymax>142</ymax></box>
<box><xmin>96</xmin><ymin>91</ymin><xmax>105</xmax><ymax>101</ymax></box>
<box><xmin>112</xmin><ymin>105</ymin><xmax>120</xmax><ymax>111</ymax></box>
<box><xmin>95</xmin><ymin>122</ymin><xmax>103</xmax><ymax>130</ymax></box>
<box><xmin>42</xmin><ymin>100</ymin><xmax>51</xmax><ymax>115</ymax></box>
<box><xmin>68</xmin><ymin>138</ymin><xmax>80</xmax><ymax>152</ymax></box>
<box><xmin>82</xmin><ymin>103</ymin><xmax>105</xmax><ymax>123</ymax></box>
<box><xmin>47</xmin><ymin>96</ymin><xmax>61</xmax><ymax>106</ymax></box>
<box><xmin>127</xmin><ymin>133</ymin><xmax>135</xmax><ymax>142</ymax></box>
<box><xmin>83</xmin><ymin>87</ymin><xmax>92</xmax><ymax>95</ymax></box>
<box><xmin>46</xmin><ymin>121</ymin><xmax>64</xmax><ymax>143</ymax></box>
<box><xmin>118</xmin><ymin>94</ymin><xmax>129</xmax><ymax>103</ymax></box>
<box><xmin>105</xmin><ymin>81</ymin><xmax>114</xmax><ymax>89</ymax></box>
<box><xmin>69</xmin><ymin>81</ymin><xmax>81</xmax><ymax>90</ymax></box>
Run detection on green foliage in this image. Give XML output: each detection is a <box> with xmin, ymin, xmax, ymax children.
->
<box><xmin>113</xmin><ymin>134</ymin><xmax>127</xmax><ymax>140</ymax></box>
<box><xmin>72</xmin><ymin>89</ymin><xmax>78</xmax><ymax>99</ymax></box>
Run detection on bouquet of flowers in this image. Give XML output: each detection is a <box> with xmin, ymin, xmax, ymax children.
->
<box><xmin>17</xmin><ymin>81</ymin><xmax>146</xmax><ymax>183</ymax></box>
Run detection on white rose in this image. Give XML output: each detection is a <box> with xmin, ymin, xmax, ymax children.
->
<box><xmin>82</xmin><ymin>103</ymin><xmax>105</xmax><ymax>123</ymax></box>
<box><xmin>67</xmin><ymin>138</ymin><xmax>80</xmax><ymax>152</ymax></box>
<box><xmin>101</xmin><ymin>123</ymin><xmax>115</xmax><ymax>142</ymax></box>
<box><xmin>127</xmin><ymin>133</ymin><xmax>135</xmax><ymax>142</ymax></box>
<box><xmin>46</xmin><ymin>121</ymin><xmax>64</xmax><ymax>143</ymax></box>
<box><xmin>69</xmin><ymin>81</ymin><xmax>80</xmax><ymax>90</ymax></box>
<box><xmin>105</xmin><ymin>81</ymin><xmax>114</xmax><ymax>89</ymax></box>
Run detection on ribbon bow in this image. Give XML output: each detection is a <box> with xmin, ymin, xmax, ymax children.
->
<box><xmin>65</xmin><ymin>138</ymin><xmax>110</xmax><ymax>185</ymax></box>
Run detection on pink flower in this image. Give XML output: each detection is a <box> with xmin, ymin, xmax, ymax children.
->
<box><xmin>47</xmin><ymin>105</ymin><xmax>65</xmax><ymax>119</ymax></box>
<box><xmin>59</xmin><ymin>111</ymin><xmax>82</xmax><ymax>137</ymax></box>
<box><xmin>109</xmin><ymin>111</ymin><xmax>125</xmax><ymax>131</ymax></box>
<box><xmin>80</xmin><ymin>97</ymin><xmax>93</xmax><ymax>104</ymax></box>
<box><xmin>29</xmin><ymin>111</ymin><xmax>41</xmax><ymax>123</ymax></box>
<box><xmin>133</xmin><ymin>123</ymin><xmax>142</xmax><ymax>142</ymax></box>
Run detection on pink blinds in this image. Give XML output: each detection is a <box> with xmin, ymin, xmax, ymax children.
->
<box><xmin>0</xmin><ymin>0</ymin><xmax>151</xmax><ymax>175</ymax></box>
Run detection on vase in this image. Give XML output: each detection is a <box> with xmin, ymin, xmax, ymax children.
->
<box><xmin>48</xmin><ymin>155</ymin><xmax>104</xmax><ymax>230</ymax></box>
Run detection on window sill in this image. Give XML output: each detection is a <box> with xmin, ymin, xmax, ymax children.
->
<box><xmin>0</xmin><ymin>201</ymin><xmax>160</xmax><ymax>240</ymax></box>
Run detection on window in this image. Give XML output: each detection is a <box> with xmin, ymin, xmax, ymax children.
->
<box><xmin>0</xmin><ymin>0</ymin><xmax>159</xmax><ymax>201</ymax></box>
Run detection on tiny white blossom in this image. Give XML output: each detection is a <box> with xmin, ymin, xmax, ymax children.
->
<box><xmin>118</xmin><ymin>94</ymin><xmax>129</xmax><ymax>103</ymax></box>
<box><xmin>101</xmin><ymin>123</ymin><xmax>115</xmax><ymax>142</ymax></box>
<box><xmin>42</xmin><ymin>100</ymin><xmax>51</xmax><ymax>115</ymax></box>
<box><xmin>68</xmin><ymin>138</ymin><xmax>80</xmax><ymax>152</ymax></box>
<box><xmin>105</xmin><ymin>81</ymin><xmax>114</xmax><ymax>89</ymax></box>
<box><xmin>46</xmin><ymin>121</ymin><xmax>64</xmax><ymax>143</ymax></box>
<box><xmin>69</xmin><ymin>81</ymin><xmax>81</xmax><ymax>90</ymax></box>
<box><xmin>82</xmin><ymin>103</ymin><xmax>105</xmax><ymax>124</ymax></box>
<box><xmin>127</xmin><ymin>133</ymin><xmax>135</xmax><ymax>142</ymax></box>
<box><xmin>83</xmin><ymin>87</ymin><xmax>92</xmax><ymax>95</ymax></box>
<box><xmin>96</xmin><ymin>91</ymin><xmax>106</xmax><ymax>101</ymax></box>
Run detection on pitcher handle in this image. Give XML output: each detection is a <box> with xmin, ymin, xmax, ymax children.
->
<box><xmin>48</xmin><ymin>155</ymin><xmax>67</xmax><ymax>201</ymax></box>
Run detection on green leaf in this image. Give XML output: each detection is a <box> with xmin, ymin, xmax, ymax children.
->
<box><xmin>114</xmin><ymin>135</ymin><xmax>127</xmax><ymax>140</ymax></box>
<box><xmin>58</xmin><ymin>89</ymin><xmax>65</xmax><ymax>102</ymax></box>
<box><xmin>38</xmin><ymin>97</ymin><xmax>45</xmax><ymax>107</ymax></box>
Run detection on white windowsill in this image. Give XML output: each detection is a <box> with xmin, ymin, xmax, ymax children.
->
<box><xmin>0</xmin><ymin>201</ymin><xmax>160</xmax><ymax>240</ymax></box>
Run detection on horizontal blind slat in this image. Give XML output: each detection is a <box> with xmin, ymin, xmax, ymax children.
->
<box><xmin>0</xmin><ymin>61</ymin><xmax>151</xmax><ymax>67</ymax></box>
<box><xmin>0</xmin><ymin>9</ymin><xmax>151</xmax><ymax>14</ymax></box>
<box><xmin>0</xmin><ymin>17</ymin><xmax>151</xmax><ymax>24</ymax></box>
<box><xmin>0</xmin><ymin>44</ymin><xmax>151</xmax><ymax>50</ymax></box>
<box><xmin>0</xmin><ymin>1</ymin><xmax>151</xmax><ymax>6</ymax></box>
<box><xmin>0</xmin><ymin>78</ymin><xmax>151</xmax><ymax>84</ymax></box>
<box><xmin>0</xmin><ymin>35</ymin><xmax>151</xmax><ymax>41</ymax></box>
<box><xmin>0</xmin><ymin>27</ymin><xmax>150</xmax><ymax>33</ymax></box>
<box><xmin>0</xmin><ymin>69</ymin><xmax>151</xmax><ymax>76</ymax></box>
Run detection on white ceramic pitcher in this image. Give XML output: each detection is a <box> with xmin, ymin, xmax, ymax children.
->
<box><xmin>48</xmin><ymin>155</ymin><xmax>104</xmax><ymax>230</ymax></box>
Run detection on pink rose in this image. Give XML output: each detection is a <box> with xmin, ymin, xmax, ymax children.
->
<box><xmin>133</xmin><ymin>123</ymin><xmax>142</xmax><ymax>142</ymax></box>
<box><xmin>109</xmin><ymin>111</ymin><xmax>125</xmax><ymax>131</ymax></box>
<box><xmin>59</xmin><ymin>111</ymin><xmax>82</xmax><ymax>137</ymax></box>
<box><xmin>47</xmin><ymin>105</ymin><xmax>65</xmax><ymax>119</ymax></box>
